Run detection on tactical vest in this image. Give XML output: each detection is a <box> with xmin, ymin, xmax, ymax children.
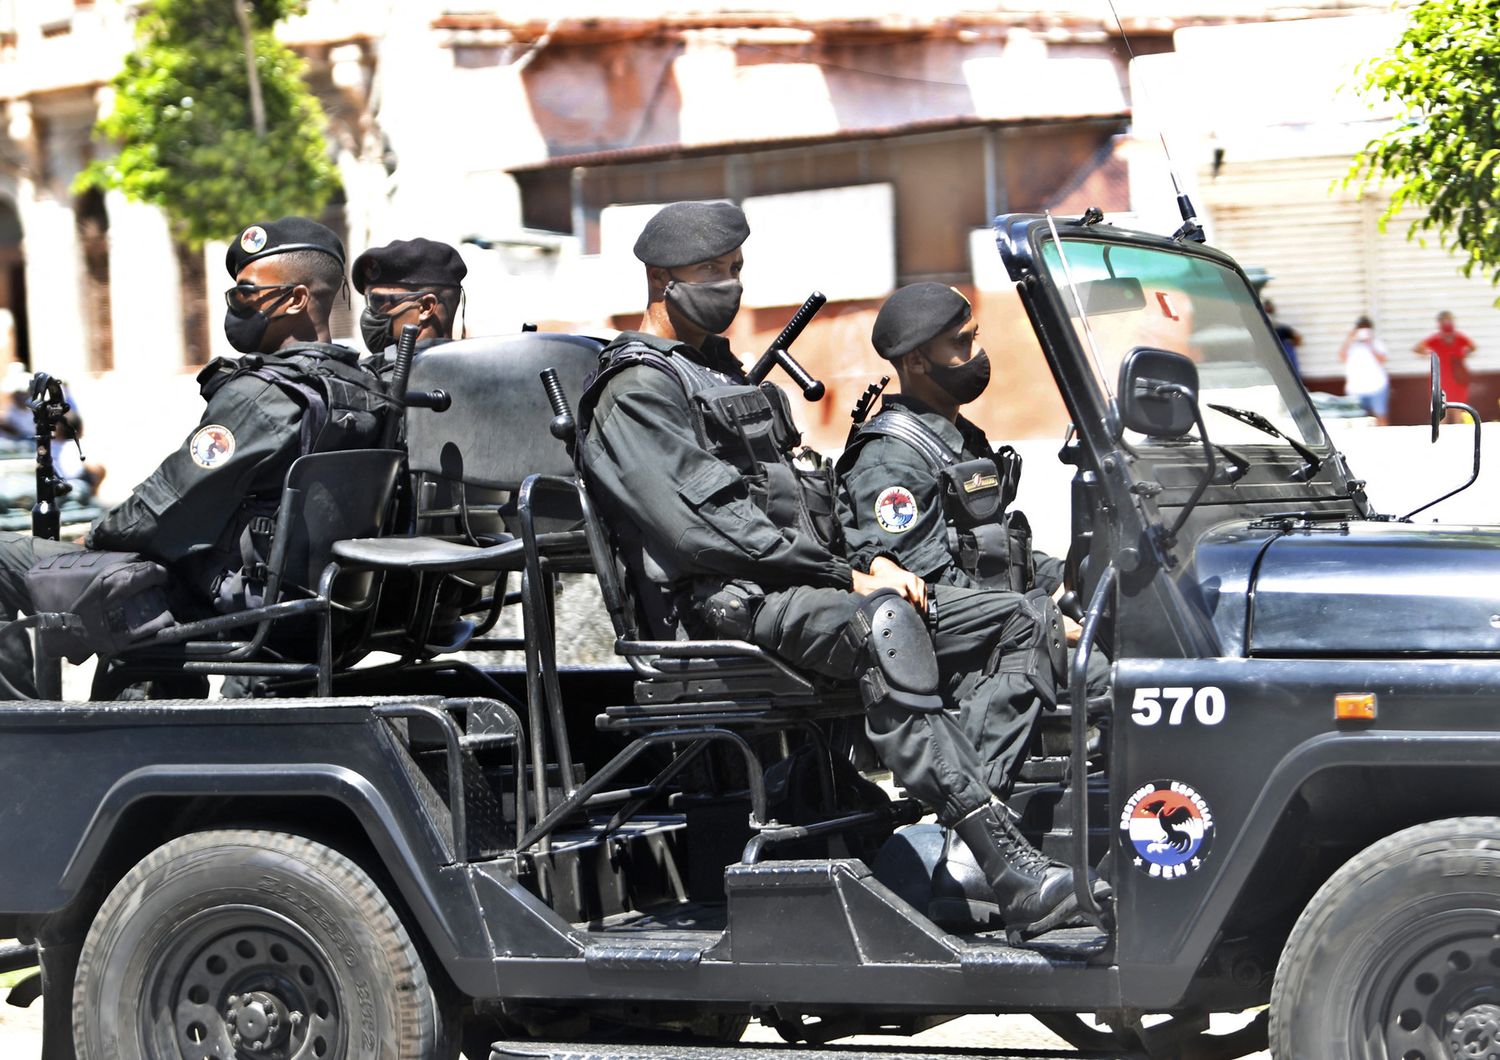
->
<box><xmin>199</xmin><ymin>342</ymin><xmax>390</xmax><ymax>608</ymax></box>
<box><xmin>577</xmin><ymin>340</ymin><xmax>844</xmax><ymax>626</ymax></box>
<box><xmin>839</xmin><ymin>407</ymin><xmax>1033</xmax><ymax>592</ymax></box>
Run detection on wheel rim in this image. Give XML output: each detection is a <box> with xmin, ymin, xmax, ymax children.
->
<box><xmin>1358</xmin><ymin>907</ymin><xmax>1500</xmax><ymax>1060</ymax></box>
<box><xmin>142</xmin><ymin>904</ymin><xmax>347</xmax><ymax>1060</ymax></box>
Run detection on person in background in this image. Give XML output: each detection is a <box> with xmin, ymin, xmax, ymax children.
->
<box><xmin>0</xmin><ymin>363</ymin><xmax>30</xmax><ymax>443</ymax></box>
<box><xmin>1339</xmin><ymin>315</ymin><xmax>1390</xmax><ymax>426</ymax></box>
<box><xmin>1414</xmin><ymin>311</ymin><xmax>1477</xmax><ymax>425</ymax></box>
<box><xmin>1263</xmin><ymin>298</ymin><xmax>1303</xmax><ymax>376</ymax></box>
<box><xmin>52</xmin><ymin>409</ymin><xmax>106</xmax><ymax>498</ymax></box>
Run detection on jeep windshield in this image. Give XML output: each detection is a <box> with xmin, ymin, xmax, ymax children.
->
<box><xmin>1039</xmin><ymin>234</ymin><xmax>1328</xmax><ymax>452</ymax></box>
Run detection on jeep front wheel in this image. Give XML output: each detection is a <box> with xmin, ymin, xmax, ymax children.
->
<box><xmin>73</xmin><ymin>829</ymin><xmax>446</xmax><ymax>1060</ymax></box>
<box><xmin>1271</xmin><ymin>816</ymin><xmax>1500</xmax><ymax>1060</ymax></box>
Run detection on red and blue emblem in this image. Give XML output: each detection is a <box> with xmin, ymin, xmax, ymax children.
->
<box><xmin>1120</xmin><ymin>779</ymin><xmax>1214</xmax><ymax>880</ymax></box>
<box><xmin>874</xmin><ymin>486</ymin><xmax>918</xmax><ymax>534</ymax></box>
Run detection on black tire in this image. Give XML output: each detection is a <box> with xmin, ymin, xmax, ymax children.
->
<box><xmin>73</xmin><ymin>829</ymin><xmax>448</xmax><ymax>1060</ymax></box>
<box><xmin>1270</xmin><ymin>815</ymin><xmax>1500</xmax><ymax>1060</ymax></box>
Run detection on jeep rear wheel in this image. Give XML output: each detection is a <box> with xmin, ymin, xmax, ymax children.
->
<box><xmin>73</xmin><ymin>829</ymin><xmax>447</xmax><ymax>1060</ymax></box>
<box><xmin>1271</xmin><ymin>816</ymin><xmax>1500</xmax><ymax>1060</ymax></box>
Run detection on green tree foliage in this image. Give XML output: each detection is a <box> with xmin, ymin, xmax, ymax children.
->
<box><xmin>80</xmin><ymin>0</ymin><xmax>341</xmax><ymax>248</ymax></box>
<box><xmin>1351</xmin><ymin>0</ymin><xmax>1500</xmax><ymax>282</ymax></box>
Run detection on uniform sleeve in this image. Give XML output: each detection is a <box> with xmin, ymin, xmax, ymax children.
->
<box><xmin>87</xmin><ymin>381</ymin><xmax>302</xmax><ymax>563</ymax></box>
<box><xmin>838</xmin><ymin>437</ymin><xmax>951</xmax><ymax>579</ymax></box>
<box><xmin>1032</xmin><ymin>549</ymin><xmax>1065</xmax><ymax>596</ymax></box>
<box><xmin>584</xmin><ymin>367</ymin><xmax>851</xmax><ymax>589</ymax></box>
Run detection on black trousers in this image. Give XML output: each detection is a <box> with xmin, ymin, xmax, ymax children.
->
<box><xmin>0</xmin><ymin>532</ymin><xmax>85</xmax><ymax>698</ymax></box>
<box><xmin>747</xmin><ymin>582</ymin><xmax>1063</xmax><ymax>826</ymax></box>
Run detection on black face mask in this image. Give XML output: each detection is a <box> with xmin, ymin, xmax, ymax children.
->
<box><xmin>665</xmin><ymin>277</ymin><xmax>742</xmax><ymax>335</ymax></box>
<box><xmin>223</xmin><ymin>290</ymin><xmax>294</xmax><ymax>354</ymax></box>
<box><xmin>360</xmin><ymin>307</ymin><xmax>395</xmax><ymax>354</ymax></box>
<box><xmin>926</xmin><ymin>348</ymin><xmax>991</xmax><ymax>405</ymax></box>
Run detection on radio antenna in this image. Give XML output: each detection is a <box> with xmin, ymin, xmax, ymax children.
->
<box><xmin>1104</xmin><ymin>0</ymin><xmax>1205</xmax><ymax>243</ymax></box>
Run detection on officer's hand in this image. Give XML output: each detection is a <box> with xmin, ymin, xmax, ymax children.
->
<box><xmin>854</xmin><ymin>556</ymin><xmax>927</xmax><ymax>613</ymax></box>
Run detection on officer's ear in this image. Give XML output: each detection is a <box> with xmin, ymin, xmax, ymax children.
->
<box><xmin>417</xmin><ymin>292</ymin><xmax>439</xmax><ymax>322</ymax></box>
<box><xmin>899</xmin><ymin>346</ymin><xmax>928</xmax><ymax>379</ymax></box>
<box><xmin>646</xmin><ymin>266</ymin><xmax>672</xmax><ymax>302</ymax></box>
<box><xmin>284</xmin><ymin>283</ymin><xmax>311</xmax><ymax>316</ymax></box>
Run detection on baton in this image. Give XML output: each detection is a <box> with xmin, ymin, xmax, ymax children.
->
<box><xmin>380</xmin><ymin>324</ymin><xmax>420</xmax><ymax>448</ymax></box>
<box><xmin>746</xmin><ymin>292</ymin><xmax>827</xmax><ymax>401</ymax></box>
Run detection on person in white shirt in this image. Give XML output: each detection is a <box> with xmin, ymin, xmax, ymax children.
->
<box><xmin>1339</xmin><ymin>315</ymin><xmax>1390</xmax><ymax>426</ymax></box>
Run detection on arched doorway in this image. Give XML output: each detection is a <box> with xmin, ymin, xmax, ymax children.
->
<box><xmin>0</xmin><ymin>198</ymin><xmax>28</xmax><ymax>369</ymax></box>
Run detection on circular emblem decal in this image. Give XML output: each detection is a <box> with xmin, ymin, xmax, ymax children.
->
<box><xmin>190</xmin><ymin>424</ymin><xmax>236</xmax><ymax>469</ymax></box>
<box><xmin>239</xmin><ymin>225</ymin><xmax>268</xmax><ymax>254</ymax></box>
<box><xmin>1121</xmin><ymin>779</ymin><xmax>1215</xmax><ymax>880</ymax></box>
<box><xmin>874</xmin><ymin>486</ymin><xmax>918</xmax><ymax>534</ymax></box>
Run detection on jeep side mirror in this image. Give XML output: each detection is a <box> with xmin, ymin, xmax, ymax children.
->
<box><xmin>1117</xmin><ymin>347</ymin><xmax>1200</xmax><ymax>439</ymax></box>
<box><xmin>1429</xmin><ymin>351</ymin><xmax>1443</xmax><ymax>443</ymax></box>
<box><xmin>1408</xmin><ymin>350</ymin><xmax>1482</xmax><ymax>519</ymax></box>
<box><xmin>1115</xmin><ymin>347</ymin><xmax>1217</xmax><ymax>552</ymax></box>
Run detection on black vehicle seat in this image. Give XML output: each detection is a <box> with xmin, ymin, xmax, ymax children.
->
<box><xmin>571</xmin><ymin>476</ymin><xmax>862</xmax><ymax>732</ymax></box>
<box><xmin>332</xmin><ymin>334</ymin><xmax>600</xmax><ymax>656</ymax></box>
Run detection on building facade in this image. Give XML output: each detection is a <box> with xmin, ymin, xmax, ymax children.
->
<box><xmin>0</xmin><ymin>0</ymin><xmax>1411</xmax><ymax>493</ymax></box>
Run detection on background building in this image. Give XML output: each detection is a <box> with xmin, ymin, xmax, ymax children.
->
<box><xmin>0</xmin><ymin>0</ymin><xmax>1436</xmax><ymax>495</ymax></box>
<box><xmin>1131</xmin><ymin>13</ymin><xmax>1500</xmax><ymax>423</ymax></box>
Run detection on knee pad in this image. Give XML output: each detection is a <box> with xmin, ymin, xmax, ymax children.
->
<box><xmin>992</xmin><ymin>588</ymin><xmax>1068</xmax><ymax>703</ymax></box>
<box><xmin>854</xmin><ymin>590</ymin><xmax>944</xmax><ymax>714</ymax></box>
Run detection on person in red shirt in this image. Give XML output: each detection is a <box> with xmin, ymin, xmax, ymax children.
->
<box><xmin>1414</xmin><ymin>311</ymin><xmax>1478</xmax><ymax>423</ymax></box>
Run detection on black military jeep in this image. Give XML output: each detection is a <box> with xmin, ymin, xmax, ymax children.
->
<box><xmin>0</xmin><ymin>212</ymin><xmax>1494</xmax><ymax>1060</ymax></box>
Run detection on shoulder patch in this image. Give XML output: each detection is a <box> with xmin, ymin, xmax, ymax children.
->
<box><xmin>874</xmin><ymin>486</ymin><xmax>918</xmax><ymax>534</ymax></box>
<box><xmin>190</xmin><ymin>424</ymin><xmax>236</xmax><ymax>469</ymax></box>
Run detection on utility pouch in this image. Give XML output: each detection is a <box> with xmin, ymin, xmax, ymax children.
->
<box><xmin>693</xmin><ymin>385</ymin><xmax>785</xmax><ymax>469</ymax></box>
<box><xmin>25</xmin><ymin>550</ymin><xmax>176</xmax><ymax>663</ymax></box>
<box><xmin>759</xmin><ymin>382</ymin><xmax>802</xmax><ymax>451</ymax></box>
<box><xmin>792</xmin><ymin>455</ymin><xmax>846</xmax><ymax>552</ymax></box>
<box><xmin>940</xmin><ymin>456</ymin><xmax>1003</xmax><ymax>524</ymax></box>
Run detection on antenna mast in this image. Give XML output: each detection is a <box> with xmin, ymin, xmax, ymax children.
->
<box><xmin>1105</xmin><ymin>0</ymin><xmax>1205</xmax><ymax>243</ymax></box>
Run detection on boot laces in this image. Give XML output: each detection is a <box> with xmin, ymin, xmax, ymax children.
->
<box><xmin>995</xmin><ymin>810</ymin><xmax>1051</xmax><ymax>874</ymax></box>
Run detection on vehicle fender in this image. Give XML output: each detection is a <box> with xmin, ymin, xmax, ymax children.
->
<box><xmin>1124</xmin><ymin>729</ymin><xmax>1500</xmax><ymax>1008</ymax></box>
<box><xmin>56</xmin><ymin>763</ymin><xmax>500</xmax><ymax>996</ymax></box>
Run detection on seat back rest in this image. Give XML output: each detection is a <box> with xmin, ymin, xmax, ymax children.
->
<box><xmin>276</xmin><ymin>449</ymin><xmax>405</xmax><ymax>606</ymax></box>
<box><xmin>574</xmin><ymin>477</ymin><xmax>642</xmax><ymax>643</ymax></box>
<box><xmin>406</xmin><ymin>333</ymin><xmax>604</xmax><ymax>490</ymax></box>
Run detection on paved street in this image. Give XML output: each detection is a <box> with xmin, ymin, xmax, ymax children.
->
<box><xmin>0</xmin><ymin>1002</ymin><xmax>1272</xmax><ymax>1058</ymax></box>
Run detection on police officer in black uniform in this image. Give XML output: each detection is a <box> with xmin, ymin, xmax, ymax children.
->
<box><xmin>352</xmin><ymin>237</ymin><xmax>467</xmax><ymax>361</ymax></box>
<box><xmin>576</xmin><ymin>201</ymin><xmax>1106</xmax><ymax>938</ymax></box>
<box><xmin>838</xmin><ymin>283</ymin><xmax>1114</xmax><ymax>927</ymax></box>
<box><xmin>839</xmin><ymin>282</ymin><xmax>1062</xmax><ymax>596</ymax></box>
<box><xmin>351</xmin><ymin>237</ymin><xmax>477</xmax><ymax>641</ymax></box>
<box><xmin>0</xmin><ymin>216</ymin><xmax>387</xmax><ymax>696</ymax></box>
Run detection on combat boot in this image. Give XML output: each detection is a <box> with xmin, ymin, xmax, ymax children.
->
<box><xmin>933</xmin><ymin>801</ymin><xmax>1108</xmax><ymax>940</ymax></box>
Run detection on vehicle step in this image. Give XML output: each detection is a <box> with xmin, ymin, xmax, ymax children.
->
<box><xmin>490</xmin><ymin>1041</ymin><xmax>1118</xmax><ymax>1060</ymax></box>
<box><xmin>582</xmin><ymin>940</ymin><xmax>705</xmax><ymax>969</ymax></box>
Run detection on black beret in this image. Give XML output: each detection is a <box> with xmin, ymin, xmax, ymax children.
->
<box><xmin>872</xmin><ymin>283</ymin><xmax>973</xmax><ymax>361</ymax></box>
<box><xmin>633</xmin><ymin>201</ymin><xmax>749</xmax><ymax>267</ymax></box>
<box><xmin>351</xmin><ymin>238</ymin><xmax>468</xmax><ymax>294</ymax></box>
<box><xmin>225</xmin><ymin>216</ymin><xmax>345</xmax><ymax>278</ymax></box>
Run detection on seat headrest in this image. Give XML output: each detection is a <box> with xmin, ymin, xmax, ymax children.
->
<box><xmin>406</xmin><ymin>333</ymin><xmax>604</xmax><ymax>488</ymax></box>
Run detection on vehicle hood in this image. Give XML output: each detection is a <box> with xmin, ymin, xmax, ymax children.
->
<box><xmin>1249</xmin><ymin>521</ymin><xmax>1500</xmax><ymax>655</ymax></box>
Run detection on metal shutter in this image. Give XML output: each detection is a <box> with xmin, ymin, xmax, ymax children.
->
<box><xmin>1200</xmin><ymin>156</ymin><xmax>1500</xmax><ymax>381</ymax></box>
